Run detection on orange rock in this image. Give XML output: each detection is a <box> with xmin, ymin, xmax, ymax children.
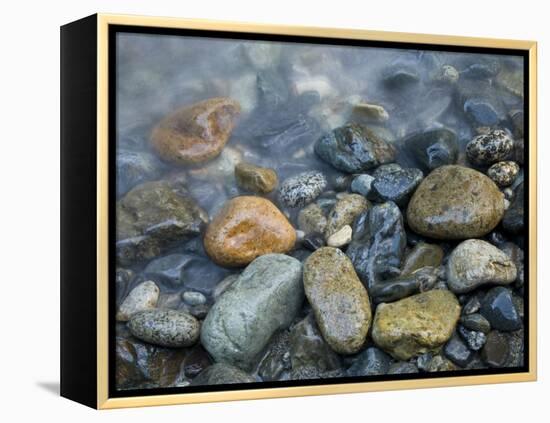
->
<box><xmin>204</xmin><ymin>196</ymin><xmax>296</xmax><ymax>267</ymax></box>
<box><xmin>151</xmin><ymin>97</ymin><xmax>240</xmax><ymax>165</ymax></box>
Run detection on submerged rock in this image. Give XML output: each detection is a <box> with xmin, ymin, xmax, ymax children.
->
<box><xmin>350</xmin><ymin>174</ymin><xmax>375</xmax><ymax>196</ymax></box>
<box><xmin>466</xmin><ymin>129</ymin><xmax>514</xmax><ymax>166</ymax></box>
<box><xmin>201</xmin><ymin>254</ymin><xmax>303</xmax><ymax>369</ymax></box>
<box><xmin>116</xmin><ymin>181</ymin><xmax>208</xmax><ymax>265</ymax></box>
<box><xmin>487</xmin><ymin>161</ymin><xmax>520</xmax><ymax>187</ymax></box>
<box><xmin>388</xmin><ymin>362</ymin><xmax>419</xmax><ymax>374</ymax></box>
<box><xmin>116</xmin><ymin>150</ymin><xmax>164</xmax><ymax>197</ymax></box>
<box><xmin>372</xmin><ymin>290</ymin><xmax>461</xmax><ymax>360</ymax></box>
<box><xmin>234</xmin><ymin>161</ymin><xmax>278</xmax><ymax>193</ymax></box>
<box><xmin>314</xmin><ymin>123</ymin><xmax>396</xmax><ymax>173</ymax></box>
<box><xmin>446</xmin><ymin>239</ymin><xmax>517</xmax><ymax>293</ymax></box>
<box><xmin>368</xmin><ymin>166</ymin><xmax>423</xmax><ymax>207</ymax></box>
<box><xmin>191</xmin><ymin>363</ymin><xmax>255</xmax><ymax>385</ymax></box>
<box><xmin>278</xmin><ymin>171</ymin><xmax>327</xmax><ymax>208</ymax></box>
<box><xmin>204</xmin><ymin>196</ymin><xmax>296</xmax><ymax>267</ymax></box>
<box><xmin>401</xmin><ymin>242</ymin><xmax>444</xmax><ymax>276</ymax></box>
<box><xmin>298</xmin><ymin>203</ymin><xmax>328</xmax><ymax>235</ymax></box>
<box><xmin>403</xmin><ymin>128</ymin><xmax>458</xmax><ymax>172</ymax></box>
<box><xmin>116</xmin><ymin>281</ymin><xmax>160</xmax><ymax>322</ymax></box>
<box><xmin>347</xmin><ymin>202</ymin><xmax>406</xmax><ymax>288</ymax></box>
<box><xmin>303</xmin><ymin>247</ymin><xmax>372</xmax><ymax>354</ymax></box>
<box><xmin>461</xmin><ymin>313</ymin><xmax>491</xmax><ymax>334</ymax></box>
<box><xmin>151</xmin><ymin>97</ymin><xmax>241</xmax><ymax>165</ymax></box>
<box><xmin>502</xmin><ymin>182</ymin><xmax>524</xmax><ymax>234</ymax></box>
<box><xmin>407</xmin><ymin>165</ymin><xmax>505</xmax><ymax>239</ymax></box>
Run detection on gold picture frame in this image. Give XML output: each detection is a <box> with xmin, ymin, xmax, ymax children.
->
<box><xmin>60</xmin><ymin>13</ymin><xmax>537</xmax><ymax>409</ymax></box>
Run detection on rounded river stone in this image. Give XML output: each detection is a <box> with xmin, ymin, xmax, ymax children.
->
<box><xmin>324</xmin><ymin>193</ymin><xmax>369</xmax><ymax>237</ymax></box>
<box><xmin>128</xmin><ymin>309</ymin><xmax>200</xmax><ymax>348</ymax></box>
<box><xmin>401</xmin><ymin>242</ymin><xmax>444</xmax><ymax>276</ymax></box>
<box><xmin>446</xmin><ymin>239</ymin><xmax>517</xmax><ymax>293</ymax></box>
<box><xmin>204</xmin><ymin>196</ymin><xmax>296</xmax><ymax>267</ymax></box>
<box><xmin>234</xmin><ymin>161</ymin><xmax>278</xmax><ymax>193</ymax></box>
<box><xmin>466</xmin><ymin>129</ymin><xmax>514</xmax><ymax>166</ymax></box>
<box><xmin>116</xmin><ymin>281</ymin><xmax>160</xmax><ymax>322</ymax></box>
<box><xmin>372</xmin><ymin>290</ymin><xmax>461</xmax><ymax>360</ymax></box>
<box><xmin>200</xmin><ymin>254</ymin><xmax>303</xmax><ymax>370</ymax></box>
<box><xmin>278</xmin><ymin>171</ymin><xmax>327</xmax><ymax>208</ymax></box>
<box><xmin>406</xmin><ymin>165</ymin><xmax>505</xmax><ymax>239</ymax></box>
<box><xmin>303</xmin><ymin>247</ymin><xmax>372</xmax><ymax>354</ymax></box>
<box><xmin>151</xmin><ymin>97</ymin><xmax>241</xmax><ymax>165</ymax></box>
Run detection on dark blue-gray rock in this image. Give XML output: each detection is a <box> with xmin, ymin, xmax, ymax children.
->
<box><xmin>347</xmin><ymin>347</ymin><xmax>392</xmax><ymax>377</ymax></box>
<box><xmin>257</xmin><ymin>331</ymin><xmax>291</xmax><ymax>381</ymax></box>
<box><xmin>503</xmin><ymin>182</ymin><xmax>524</xmax><ymax>234</ymax></box>
<box><xmin>461</xmin><ymin>60</ymin><xmax>500</xmax><ymax>80</ymax></box>
<box><xmin>128</xmin><ymin>309</ymin><xmax>200</xmax><ymax>348</ymax></box>
<box><xmin>182</xmin><ymin>291</ymin><xmax>207</xmax><ymax>306</ymax></box>
<box><xmin>347</xmin><ymin>202</ymin><xmax>406</xmax><ymax>288</ymax></box>
<box><xmin>290</xmin><ymin>314</ymin><xmax>342</xmax><ymax>375</ymax></box>
<box><xmin>116</xmin><ymin>150</ymin><xmax>164</xmax><ymax>197</ymax></box>
<box><xmin>183</xmin><ymin>345</ymin><xmax>212</xmax><ymax>379</ymax></box>
<box><xmin>403</xmin><ymin>128</ymin><xmax>458</xmax><ymax>172</ymax></box>
<box><xmin>480</xmin><ymin>287</ymin><xmax>522</xmax><ymax>331</ymax></box>
<box><xmin>368</xmin><ymin>167</ymin><xmax>423</xmax><ymax>207</ymax></box>
<box><xmin>457</xmin><ymin>80</ymin><xmax>507</xmax><ymax>126</ymax></box>
<box><xmin>115</xmin><ymin>268</ymin><xmax>135</xmax><ymax>306</ymax></box>
<box><xmin>369</xmin><ymin>266</ymin><xmax>439</xmax><ymax>304</ymax></box>
<box><xmin>387</xmin><ymin>362</ymin><xmax>419</xmax><ymax>374</ymax></box>
<box><xmin>444</xmin><ymin>334</ymin><xmax>473</xmax><ymax>367</ymax></box>
<box><xmin>372</xmin><ymin>163</ymin><xmax>402</xmax><ymax>177</ymax></box>
<box><xmin>278</xmin><ymin>171</ymin><xmax>327</xmax><ymax>208</ymax></box>
<box><xmin>458</xmin><ymin>325</ymin><xmax>487</xmax><ymax>351</ymax></box>
<box><xmin>144</xmin><ymin>253</ymin><xmax>231</xmax><ymax>294</ymax></box>
<box><xmin>461</xmin><ymin>313</ymin><xmax>491</xmax><ymax>333</ymax></box>
<box><xmin>383</xmin><ymin>65</ymin><xmax>420</xmax><ymax>89</ymax></box>
<box><xmin>201</xmin><ymin>254</ymin><xmax>304</xmax><ymax>370</ymax></box>
<box><xmin>302</xmin><ymin>232</ymin><xmax>326</xmax><ymax>251</ymax></box>
<box><xmin>314</xmin><ymin>123</ymin><xmax>396</xmax><ymax>173</ymax></box>
<box><xmin>466</xmin><ymin>129</ymin><xmax>514</xmax><ymax>166</ymax></box>
<box><xmin>351</xmin><ymin>174</ymin><xmax>375</xmax><ymax>196</ymax></box>
<box><xmin>481</xmin><ymin>331</ymin><xmax>510</xmax><ymax>367</ymax></box>
<box><xmin>190</xmin><ymin>363</ymin><xmax>255</xmax><ymax>386</ymax></box>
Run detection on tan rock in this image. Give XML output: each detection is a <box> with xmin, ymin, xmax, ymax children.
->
<box><xmin>324</xmin><ymin>193</ymin><xmax>369</xmax><ymax>237</ymax></box>
<box><xmin>235</xmin><ymin>161</ymin><xmax>278</xmax><ymax>193</ymax></box>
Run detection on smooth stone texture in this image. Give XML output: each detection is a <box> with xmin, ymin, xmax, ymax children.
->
<box><xmin>116</xmin><ymin>281</ymin><xmax>160</xmax><ymax>322</ymax></box>
<box><xmin>481</xmin><ymin>331</ymin><xmax>510</xmax><ymax>367</ymax></box>
<box><xmin>407</xmin><ymin>165</ymin><xmax>506</xmax><ymax>240</ymax></box>
<box><xmin>190</xmin><ymin>363</ymin><xmax>255</xmax><ymax>386</ymax></box>
<box><xmin>347</xmin><ymin>202</ymin><xmax>406</xmax><ymax>288</ymax></box>
<box><xmin>401</xmin><ymin>243</ymin><xmax>444</xmax><ymax>276</ymax></box>
<box><xmin>298</xmin><ymin>203</ymin><xmax>327</xmax><ymax>235</ymax></box>
<box><xmin>234</xmin><ymin>161</ymin><xmax>278</xmax><ymax>193</ymax></box>
<box><xmin>480</xmin><ymin>287</ymin><xmax>522</xmax><ymax>331</ymax></box>
<box><xmin>116</xmin><ymin>181</ymin><xmax>208</xmax><ymax>264</ymax></box>
<box><xmin>116</xmin><ymin>150</ymin><xmax>164</xmax><ymax>197</ymax></box>
<box><xmin>369</xmin><ymin>266</ymin><xmax>439</xmax><ymax>304</ymax></box>
<box><xmin>351</xmin><ymin>174</ymin><xmax>375</xmax><ymax>196</ymax></box>
<box><xmin>204</xmin><ymin>196</ymin><xmax>296</xmax><ymax>267</ymax></box>
<box><xmin>351</xmin><ymin>102</ymin><xmax>389</xmax><ymax>122</ymax></box>
<box><xmin>201</xmin><ymin>254</ymin><xmax>303</xmax><ymax>369</ymax></box>
<box><xmin>368</xmin><ymin>167</ymin><xmax>424</xmax><ymax>207</ymax></box>
<box><xmin>458</xmin><ymin>325</ymin><xmax>487</xmax><ymax>351</ymax></box>
<box><xmin>403</xmin><ymin>129</ymin><xmax>458</xmax><ymax>172</ymax></box>
<box><xmin>151</xmin><ymin>97</ymin><xmax>241</xmax><ymax>164</ymax></box>
<box><xmin>466</xmin><ymin>129</ymin><xmax>514</xmax><ymax>166</ymax></box>
<box><xmin>326</xmin><ymin>225</ymin><xmax>353</xmax><ymax>248</ymax></box>
<box><xmin>304</xmin><ymin>247</ymin><xmax>372</xmax><ymax>354</ymax></box>
<box><xmin>314</xmin><ymin>123</ymin><xmax>396</xmax><ymax>173</ymax></box>
<box><xmin>502</xmin><ymin>182</ymin><xmax>524</xmax><ymax>234</ymax></box>
<box><xmin>212</xmin><ymin>274</ymin><xmax>239</xmax><ymax>301</ymax></box>
<box><xmin>387</xmin><ymin>362</ymin><xmax>419</xmax><ymax>374</ymax></box>
<box><xmin>347</xmin><ymin>347</ymin><xmax>392</xmax><ymax>377</ymax></box>
<box><xmin>461</xmin><ymin>313</ymin><xmax>491</xmax><ymax>334</ymax></box>
<box><xmin>444</xmin><ymin>334</ymin><xmax>473</xmax><ymax>367</ymax></box>
<box><xmin>446</xmin><ymin>239</ymin><xmax>517</xmax><ymax>293</ymax></box>
<box><xmin>182</xmin><ymin>291</ymin><xmax>207</xmax><ymax>306</ymax></box>
<box><xmin>278</xmin><ymin>171</ymin><xmax>327</xmax><ymax>208</ymax></box>
<box><xmin>487</xmin><ymin>161</ymin><xmax>520</xmax><ymax>187</ymax></box>
<box><xmin>128</xmin><ymin>309</ymin><xmax>200</xmax><ymax>348</ymax></box>
<box><xmin>372</xmin><ymin>290</ymin><xmax>461</xmax><ymax>360</ymax></box>
<box><xmin>324</xmin><ymin>194</ymin><xmax>369</xmax><ymax>237</ymax></box>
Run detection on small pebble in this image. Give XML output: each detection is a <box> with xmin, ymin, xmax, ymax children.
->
<box><xmin>327</xmin><ymin>225</ymin><xmax>353</xmax><ymax>248</ymax></box>
<box><xmin>182</xmin><ymin>291</ymin><xmax>207</xmax><ymax>306</ymax></box>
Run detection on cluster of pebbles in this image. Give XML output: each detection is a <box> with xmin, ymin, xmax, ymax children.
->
<box><xmin>114</xmin><ymin>37</ymin><xmax>525</xmax><ymax>390</ymax></box>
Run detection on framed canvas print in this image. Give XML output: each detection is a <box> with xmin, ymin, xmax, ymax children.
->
<box><xmin>60</xmin><ymin>14</ymin><xmax>537</xmax><ymax>409</ymax></box>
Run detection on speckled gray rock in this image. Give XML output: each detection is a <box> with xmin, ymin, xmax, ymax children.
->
<box><xmin>298</xmin><ymin>203</ymin><xmax>327</xmax><ymax>234</ymax></box>
<box><xmin>190</xmin><ymin>363</ymin><xmax>255</xmax><ymax>386</ymax></box>
<box><xmin>487</xmin><ymin>161</ymin><xmax>520</xmax><ymax>187</ymax></box>
<box><xmin>303</xmin><ymin>247</ymin><xmax>372</xmax><ymax>354</ymax></box>
<box><xmin>368</xmin><ymin>167</ymin><xmax>423</xmax><ymax>207</ymax></box>
<box><xmin>201</xmin><ymin>254</ymin><xmax>303</xmax><ymax>369</ymax></box>
<box><xmin>480</xmin><ymin>287</ymin><xmax>522</xmax><ymax>331</ymax></box>
<box><xmin>351</xmin><ymin>174</ymin><xmax>375</xmax><ymax>196</ymax></box>
<box><xmin>466</xmin><ymin>129</ymin><xmax>514</xmax><ymax>165</ymax></box>
<box><xmin>458</xmin><ymin>325</ymin><xmax>487</xmax><ymax>351</ymax></box>
<box><xmin>116</xmin><ymin>281</ymin><xmax>160</xmax><ymax>322</ymax></box>
<box><xmin>128</xmin><ymin>309</ymin><xmax>200</xmax><ymax>348</ymax></box>
<box><xmin>278</xmin><ymin>171</ymin><xmax>327</xmax><ymax>208</ymax></box>
<box><xmin>347</xmin><ymin>347</ymin><xmax>392</xmax><ymax>377</ymax></box>
<box><xmin>447</xmin><ymin>239</ymin><xmax>517</xmax><ymax>293</ymax></box>
<box><xmin>314</xmin><ymin>123</ymin><xmax>396</xmax><ymax>173</ymax></box>
<box><xmin>324</xmin><ymin>193</ymin><xmax>369</xmax><ymax>237</ymax></box>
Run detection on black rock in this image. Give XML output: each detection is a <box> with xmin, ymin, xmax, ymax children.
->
<box><xmin>347</xmin><ymin>202</ymin><xmax>406</xmax><ymax>288</ymax></box>
<box><xmin>303</xmin><ymin>232</ymin><xmax>326</xmax><ymax>251</ymax></box>
<box><xmin>481</xmin><ymin>331</ymin><xmax>510</xmax><ymax>367</ymax></box>
<box><xmin>480</xmin><ymin>287</ymin><xmax>522</xmax><ymax>331</ymax></box>
<box><xmin>347</xmin><ymin>347</ymin><xmax>392</xmax><ymax>377</ymax></box>
<box><xmin>368</xmin><ymin>167</ymin><xmax>424</xmax><ymax>207</ymax></box>
<box><xmin>444</xmin><ymin>334</ymin><xmax>473</xmax><ymax>367</ymax></box>
<box><xmin>387</xmin><ymin>362</ymin><xmax>419</xmax><ymax>374</ymax></box>
<box><xmin>403</xmin><ymin>128</ymin><xmax>459</xmax><ymax>172</ymax></box>
<box><xmin>369</xmin><ymin>266</ymin><xmax>439</xmax><ymax>304</ymax></box>
<box><xmin>503</xmin><ymin>182</ymin><xmax>524</xmax><ymax>234</ymax></box>
<box><xmin>458</xmin><ymin>325</ymin><xmax>487</xmax><ymax>351</ymax></box>
<box><xmin>461</xmin><ymin>313</ymin><xmax>491</xmax><ymax>334</ymax></box>
<box><xmin>456</xmin><ymin>80</ymin><xmax>507</xmax><ymax>126</ymax></box>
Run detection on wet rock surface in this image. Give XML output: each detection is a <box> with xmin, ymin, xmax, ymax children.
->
<box><xmin>278</xmin><ymin>171</ymin><xmax>327</xmax><ymax>208</ymax></box>
<box><xmin>480</xmin><ymin>287</ymin><xmax>522</xmax><ymax>331</ymax></box>
<box><xmin>403</xmin><ymin>128</ymin><xmax>458</xmax><ymax>172</ymax></box>
<box><xmin>466</xmin><ymin>129</ymin><xmax>514</xmax><ymax>166</ymax></box>
<box><xmin>235</xmin><ymin>161</ymin><xmax>278</xmax><ymax>193</ymax></box>
<box><xmin>116</xmin><ymin>281</ymin><xmax>160</xmax><ymax>322</ymax></box>
<box><xmin>368</xmin><ymin>167</ymin><xmax>423</xmax><ymax>207</ymax></box>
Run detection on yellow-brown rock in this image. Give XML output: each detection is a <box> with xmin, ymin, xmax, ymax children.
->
<box><xmin>151</xmin><ymin>97</ymin><xmax>240</xmax><ymax>165</ymax></box>
<box><xmin>204</xmin><ymin>196</ymin><xmax>296</xmax><ymax>267</ymax></box>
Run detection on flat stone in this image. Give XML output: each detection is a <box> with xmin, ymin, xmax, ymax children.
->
<box><xmin>204</xmin><ymin>196</ymin><xmax>296</xmax><ymax>267</ymax></box>
<box><xmin>304</xmin><ymin>247</ymin><xmax>372</xmax><ymax>354</ymax></box>
<box><xmin>407</xmin><ymin>165</ymin><xmax>506</xmax><ymax>239</ymax></box>
<box><xmin>116</xmin><ymin>281</ymin><xmax>160</xmax><ymax>322</ymax></box>
<box><xmin>372</xmin><ymin>290</ymin><xmax>461</xmax><ymax>360</ymax></box>
<box><xmin>182</xmin><ymin>291</ymin><xmax>207</xmax><ymax>306</ymax></box>
<box><xmin>235</xmin><ymin>161</ymin><xmax>278</xmax><ymax>193</ymax></box>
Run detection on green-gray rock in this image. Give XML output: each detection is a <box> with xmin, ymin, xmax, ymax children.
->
<box><xmin>235</xmin><ymin>161</ymin><xmax>278</xmax><ymax>193</ymax></box>
<box><xmin>407</xmin><ymin>165</ymin><xmax>505</xmax><ymax>239</ymax></box>
<box><xmin>446</xmin><ymin>239</ymin><xmax>517</xmax><ymax>293</ymax></box>
<box><xmin>298</xmin><ymin>203</ymin><xmax>327</xmax><ymax>234</ymax></box>
<box><xmin>201</xmin><ymin>254</ymin><xmax>303</xmax><ymax>370</ymax></box>
<box><xmin>303</xmin><ymin>247</ymin><xmax>372</xmax><ymax>354</ymax></box>
<box><xmin>128</xmin><ymin>309</ymin><xmax>200</xmax><ymax>348</ymax></box>
<box><xmin>190</xmin><ymin>363</ymin><xmax>255</xmax><ymax>385</ymax></box>
<box><xmin>401</xmin><ymin>242</ymin><xmax>444</xmax><ymax>276</ymax></box>
<box><xmin>372</xmin><ymin>290</ymin><xmax>461</xmax><ymax>360</ymax></box>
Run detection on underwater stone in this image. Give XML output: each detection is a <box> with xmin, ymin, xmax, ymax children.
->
<box><xmin>466</xmin><ymin>129</ymin><xmax>514</xmax><ymax>166</ymax></box>
<box><xmin>403</xmin><ymin>128</ymin><xmax>458</xmax><ymax>172</ymax></box>
<box><xmin>278</xmin><ymin>171</ymin><xmax>327</xmax><ymax>208</ymax></box>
